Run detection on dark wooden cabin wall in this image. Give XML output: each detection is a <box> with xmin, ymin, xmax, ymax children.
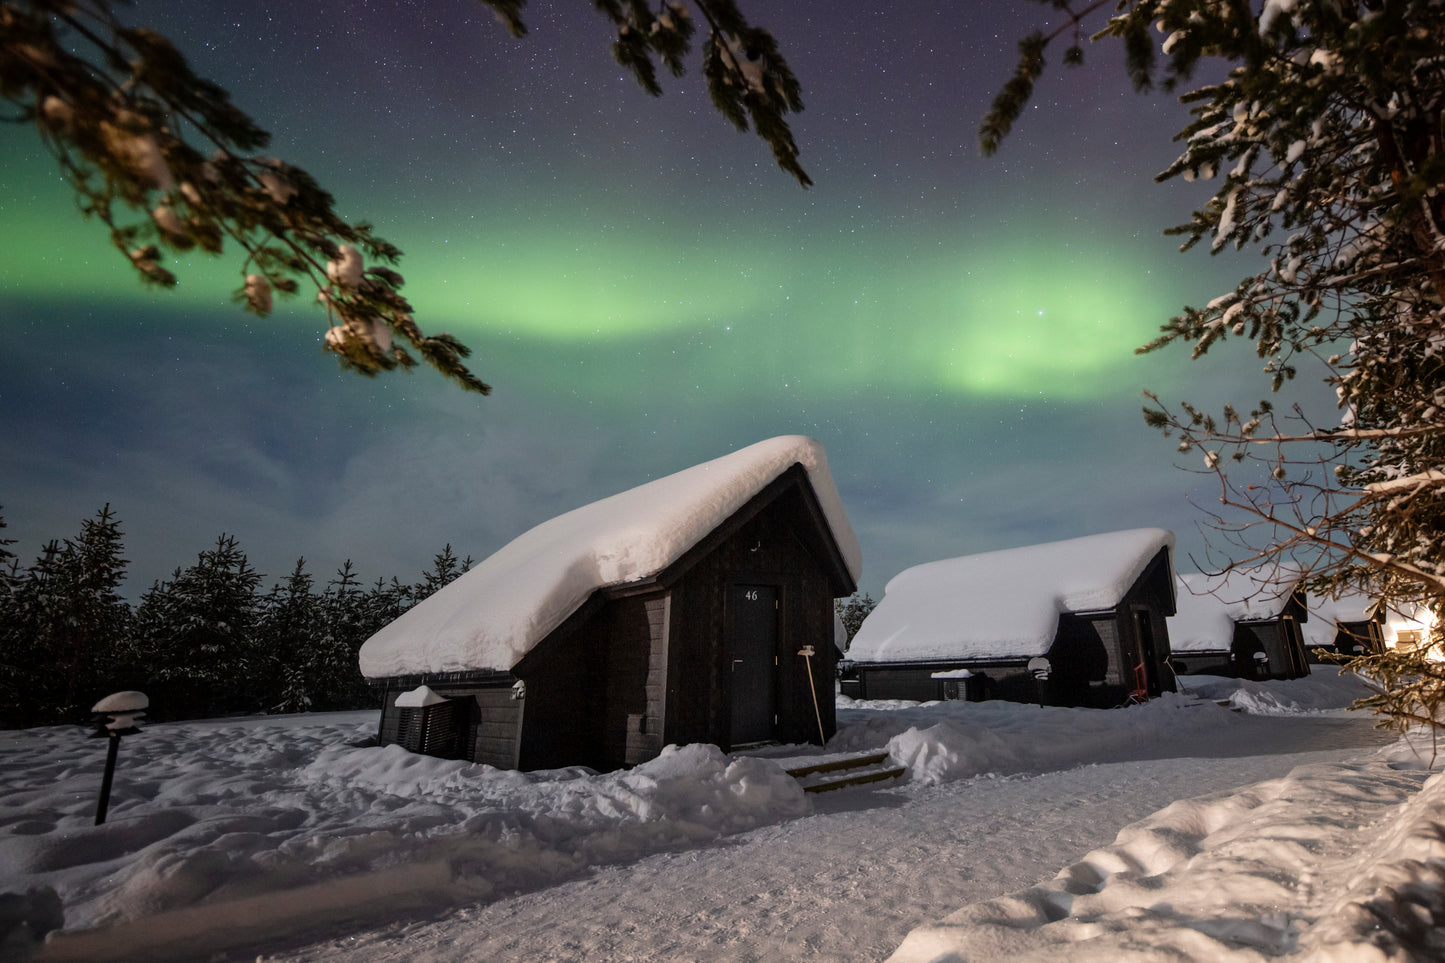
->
<box><xmin>1311</xmin><ymin>619</ymin><xmax>1384</xmax><ymax>661</ymax></box>
<box><xmin>1172</xmin><ymin>650</ymin><xmax>1235</xmax><ymax>676</ymax></box>
<box><xmin>596</xmin><ymin>594</ymin><xmax>670</xmax><ymax>769</ymax></box>
<box><xmin>857</xmin><ymin>666</ymin><xmax>938</xmax><ymax>702</ymax></box>
<box><xmin>378</xmin><ymin>687</ymin><xmax>404</xmax><ymax>746</ymax></box>
<box><xmin>1049</xmin><ymin>614</ymin><xmax>1112</xmax><ymax>706</ymax></box>
<box><xmin>854</xmin><ymin>661</ymin><xmax>1042</xmax><ymax>703</ymax></box>
<box><xmin>663</xmin><ymin>575</ymin><xmax>721</xmax><ymax>748</ymax></box>
<box><xmin>519</xmin><ymin>622</ymin><xmax>606</xmax><ymax>771</ymax></box>
<box><xmin>1238</xmin><ymin>622</ymin><xmax>1289</xmax><ymax>679</ymax></box>
<box><xmin>1281</xmin><ymin>618</ymin><xmax>1310</xmax><ymax>678</ymax></box>
<box><xmin>1230</xmin><ymin>625</ymin><xmax>1270</xmax><ymax>679</ymax></box>
<box><xmin>1236</xmin><ymin>620</ymin><xmax>1310</xmax><ymax>680</ymax></box>
<box><xmin>629</xmin><ymin>595</ymin><xmax>670</xmax><ymax>765</ymax></box>
<box><xmin>664</xmin><ymin>488</ymin><xmax>839</xmax><ymax>750</ymax></box>
<box><xmin>1120</xmin><ymin>549</ymin><xmax>1178</xmax><ymax>697</ymax></box>
<box><xmin>469</xmin><ymin>687</ymin><xmax>522</xmax><ymax>769</ymax></box>
<box><xmin>599</xmin><ymin>597</ymin><xmax>651</xmax><ymax>768</ymax></box>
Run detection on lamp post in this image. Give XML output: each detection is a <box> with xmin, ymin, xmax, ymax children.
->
<box><xmin>1027</xmin><ymin>657</ymin><xmax>1052</xmax><ymax>708</ymax></box>
<box><xmin>90</xmin><ymin>691</ymin><xmax>147</xmax><ymax>826</ymax></box>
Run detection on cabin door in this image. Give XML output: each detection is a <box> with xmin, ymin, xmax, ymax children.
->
<box><xmin>726</xmin><ymin>583</ymin><xmax>777</xmax><ymax>745</ymax></box>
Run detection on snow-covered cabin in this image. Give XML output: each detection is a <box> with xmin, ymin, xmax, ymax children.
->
<box><xmin>359</xmin><ymin>436</ymin><xmax>861</xmax><ymax>771</ymax></box>
<box><xmin>1382</xmin><ymin>602</ymin><xmax>1436</xmax><ymax>655</ymax></box>
<box><xmin>1303</xmin><ymin>592</ymin><xmax>1384</xmax><ymax>662</ymax></box>
<box><xmin>1169</xmin><ymin>569</ymin><xmax>1311</xmax><ymax>679</ymax></box>
<box><xmin>841</xmin><ymin>529</ymin><xmax>1177</xmax><ymax>708</ymax></box>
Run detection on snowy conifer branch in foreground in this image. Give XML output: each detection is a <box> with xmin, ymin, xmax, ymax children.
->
<box><xmin>993</xmin><ymin>1</ymin><xmax>1445</xmax><ymax>732</ymax></box>
<box><xmin>0</xmin><ymin>0</ymin><xmax>490</xmax><ymax>392</ymax></box>
<box><xmin>590</xmin><ymin>0</ymin><xmax>810</xmax><ymax>187</ymax></box>
<box><xmin>1</xmin><ymin>0</ymin><xmax>808</xmax><ymax>391</ymax></box>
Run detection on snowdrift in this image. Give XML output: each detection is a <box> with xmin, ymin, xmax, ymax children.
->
<box><xmin>1</xmin><ymin>671</ymin><xmax>1439</xmax><ymax>962</ymax></box>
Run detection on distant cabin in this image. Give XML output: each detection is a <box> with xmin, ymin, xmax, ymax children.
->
<box><xmin>840</xmin><ymin>529</ymin><xmax>1177</xmax><ymax>709</ymax></box>
<box><xmin>359</xmin><ymin>436</ymin><xmax>861</xmax><ymax>772</ymax></box>
<box><xmin>1169</xmin><ymin>570</ymin><xmax>1311</xmax><ymax>679</ymax></box>
<box><xmin>1383</xmin><ymin>603</ymin><xmax>1436</xmax><ymax>653</ymax></box>
<box><xmin>1303</xmin><ymin>593</ymin><xmax>1384</xmax><ymax>663</ymax></box>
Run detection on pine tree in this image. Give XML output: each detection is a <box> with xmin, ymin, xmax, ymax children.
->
<box><xmin>414</xmin><ymin>544</ymin><xmax>473</xmax><ymax>602</ymax></box>
<box><xmin>0</xmin><ymin>507</ymin><xmax>131</xmax><ymax>725</ymax></box>
<box><xmin>363</xmin><ymin>575</ymin><xmax>414</xmax><ymax>631</ymax></box>
<box><xmin>132</xmin><ymin>534</ymin><xmax>262</xmax><ymax>720</ymax></box>
<box><xmin>256</xmin><ymin>558</ymin><xmax>324</xmax><ymax>714</ymax></box>
<box><xmin>991</xmin><ymin>2</ymin><xmax>1445</xmax><ymax>732</ymax></box>
<box><xmin>1</xmin><ymin>1</ymin><xmax>805</xmax><ymax>391</ymax></box>
<box><xmin>316</xmin><ymin>560</ymin><xmax>374</xmax><ymax>710</ymax></box>
<box><xmin>0</xmin><ymin>508</ymin><xmax>18</xmax><ymax>693</ymax></box>
<box><xmin>0</xmin><ymin>507</ymin><xmax>16</xmax><ymax>594</ymax></box>
<box><xmin>0</xmin><ymin>540</ymin><xmax>60</xmax><ymax>727</ymax></box>
<box><xmin>834</xmin><ymin>592</ymin><xmax>876</xmax><ymax>648</ymax></box>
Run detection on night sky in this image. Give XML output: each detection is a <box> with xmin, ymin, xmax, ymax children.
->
<box><xmin>0</xmin><ymin>1</ymin><xmax>1307</xmax><ymax>598</ymax></box>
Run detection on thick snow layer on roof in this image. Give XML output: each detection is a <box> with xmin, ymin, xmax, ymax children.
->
<box><xmin>359</xmin><ymin>436</ymin><xmax>860</xmax><ymax>678</ymax></box>
<box><xmin>1170</xmin><ymin>569</ymin><xmax>1303</xmax><ymax>653</ymax></box>
<box><xmin>847</xmin><ymin>528</ymin><xmax>1174</xmax><ymax>664</ymax></box>
<box><xmin>1301</xmin><ymin>592</ymin><xmax>1376</xmax><ymax>649</ymax></box>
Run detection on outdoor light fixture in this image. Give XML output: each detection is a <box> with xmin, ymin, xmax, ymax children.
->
<box><xmin>90</xmin><ymin>690</ymin><xmax>148</xmax><ymax>826</ymax></box>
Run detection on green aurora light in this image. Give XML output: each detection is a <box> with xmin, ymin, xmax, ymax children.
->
<box><xmin>2</xmin><ymin>148</ymin><xmax>1193</xmax><ymax>403</ymax></box>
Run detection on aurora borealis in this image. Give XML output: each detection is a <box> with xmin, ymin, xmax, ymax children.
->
<box><xmin>1</xmin><ymin>1</ymin><xmax>1288</xmax><ymax>595</ymax></box>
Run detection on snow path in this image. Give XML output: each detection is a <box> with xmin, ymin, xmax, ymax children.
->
<box><xmin>258</xmin><ymin>716</ymin><xmax>1394</xmax><ymax>962</ymax></box>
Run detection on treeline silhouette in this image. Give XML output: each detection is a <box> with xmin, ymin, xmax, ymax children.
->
<box><xmin>0</xmin><ymin>505</ymin><xmax>470</xmax><ymax>728</ymax></box>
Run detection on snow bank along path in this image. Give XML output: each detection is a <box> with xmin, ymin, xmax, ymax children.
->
<box><xmin>267</xmin><ymin>729</ymin><xmax>1398</xmax><ymax>963</ymax></box>
<box><xmin>889</xmin><ymin>743</ymin><xmax>1445</xmax><ymax>962</ymax></box>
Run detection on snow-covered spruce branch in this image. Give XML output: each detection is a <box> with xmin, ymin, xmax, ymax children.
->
<box><xmin>593</xmin><ymin>0</ymin><xmax>809</xmax><ymax>187</ymax></box>
<box><xmin>1179</xmin><ymin>424</ymin><xmax>1445</xmax><ymax>447</ymax></box>
<box><xmin>979</xmin><ymin>0</ymin><xmax>1112</xmax><ymax>155</ymax></box>
<box><xmin>1143</xmin><ymin>392</ymin><xmax>1445</xmax><ymax>449</ymax></box>
<box><xmin>4</xmin><ymin>0</ymin><xmax>811</xmax><ymax>390</ymax></box>
<box><xmin>1363</xmin><ymin>471</ymin><xmax>1445</xmax><ymax>495</ymax></box>
<box><xmin>4</xmin><ymin>0</ymin><xmax>491</xmax><ymax>392</ymax></box>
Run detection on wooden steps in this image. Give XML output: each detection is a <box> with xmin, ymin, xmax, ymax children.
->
<box><xmin>783</xmin><ymin>750</ymin><xmax>907</xmax><ymax>794</ymax></box>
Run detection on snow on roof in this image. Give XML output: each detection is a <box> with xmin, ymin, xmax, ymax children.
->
<box><xmin>360</xmin><ymin>436</ymin><xmax>861</xmax><ymax>678</ymax></box>
<box><xmin>1169</xmin><ymin>569</ymin><xmax>1304</xmax><ymax>654</ymax></box>
<box><xmin>847</xmin><ymin>528</ymin><xmax>1174</xmax><ymax>664</ymax></box>
<box><xmin>1301</xmin><ymin>592</ymin><xmax>1376</xmax><ymax>650</ymax></box>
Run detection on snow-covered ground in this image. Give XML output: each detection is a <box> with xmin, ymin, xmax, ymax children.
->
<box><xmin>1</xmin><ymin>673</ymin><xmax>1439</xmax><ymax>962</ymax></box>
